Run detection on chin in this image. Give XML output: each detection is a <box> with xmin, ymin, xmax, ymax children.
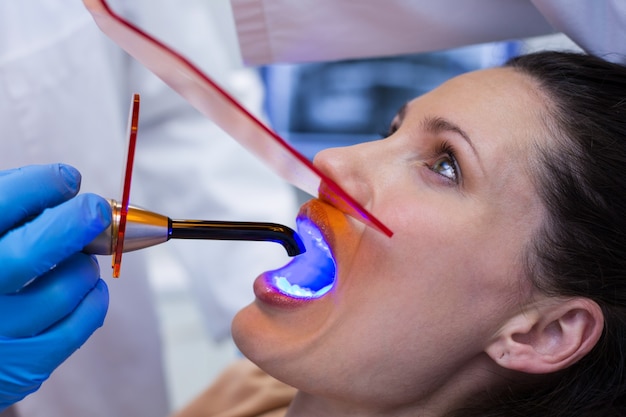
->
<box><xmin>230</xmin><ymin>303</ymin><xmax>297</xmax><ymax>382</ymax></box>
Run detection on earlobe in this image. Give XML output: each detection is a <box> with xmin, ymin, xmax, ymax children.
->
<box><xmin>485</xmin><ymin>297</ymin><xmax>604</xmax><ymax>374</ymax></box>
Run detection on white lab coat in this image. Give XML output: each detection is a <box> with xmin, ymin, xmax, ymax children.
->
<box><xmin>0</xmin><ymin>1</ymin><xmax>296</xmax><ymax>416</ymax></box>
<box><xmin>230</xmin><ymin>0</ymin><xmax>626</xmax><ymax>65</ymax></box>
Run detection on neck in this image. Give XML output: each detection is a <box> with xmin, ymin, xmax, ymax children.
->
<box><xmin>284</xmin><ymin>354</ymin><xmax>513</xmax><ymax>417</ymax></box>
<box><xmin>286</xmin><ymin>391</ymin><xmax>443</xmax><ymax>417</ymax></box>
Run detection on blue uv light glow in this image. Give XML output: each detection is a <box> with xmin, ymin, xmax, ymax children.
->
<box><xmin>271</xmin><ymin>218</ymin><xmax>336</xmax><ymax>299</ymax></box>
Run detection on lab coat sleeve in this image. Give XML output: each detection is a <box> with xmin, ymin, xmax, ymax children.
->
<box><xmin>230</xmin><ymin>0</ymin><xmax>556</xmax><ymax>65</ymax></box>
<box><xmin>531</xmin><ymin>0</ymin><xmax>626</xmax><ymax>64</ymax></box>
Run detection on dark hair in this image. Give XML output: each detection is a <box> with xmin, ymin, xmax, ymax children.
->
<box><xmin>453</xmin><ymin>51</ymin><xmax>626</xmax><ymax>416</ymax></box>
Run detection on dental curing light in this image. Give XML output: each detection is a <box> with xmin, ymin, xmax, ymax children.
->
<box><xmin>84</xmin><ymin>199</ymin><xmax>306</xmax><ymax>257</ymax></box>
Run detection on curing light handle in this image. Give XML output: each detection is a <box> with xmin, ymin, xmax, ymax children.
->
<box><xmin>83</xmin><ymin>200</ymin><xmax>305</xmax><ymax>257</ymax></box>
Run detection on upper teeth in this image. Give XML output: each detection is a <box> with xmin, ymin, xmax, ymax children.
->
<box><xmin>275</xmin><ymin>277</ymin><xmax>333</xmax><ymax>298</ymax></box>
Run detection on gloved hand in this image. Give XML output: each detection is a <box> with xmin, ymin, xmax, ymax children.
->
<box><xmin>0</xmin><ymin>163</ymin><xmax>111</xmax><ymax>410</ymax></box>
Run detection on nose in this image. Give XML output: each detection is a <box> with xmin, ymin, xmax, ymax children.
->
<box><xmin>312</xmin><ymin>141</ymin><xmax>377</xmax><ymax>210</ymax></box>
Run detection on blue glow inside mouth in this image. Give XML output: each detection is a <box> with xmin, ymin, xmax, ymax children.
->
<box><xmin>270</xmin><ymin>218</ymin><xmax>336</xmax><ymax>299</ymax></box>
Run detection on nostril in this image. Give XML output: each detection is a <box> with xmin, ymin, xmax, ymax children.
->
<box><xmin>312</xmin><ymin>147</ymin><xmax>340</xmax><ymax>178</ymax></box>
<box><xmin>312</xmin><ymin>143</ymin><xmax>392</xmax><ymax>237</ymax></box>
<box><xmin>313</xmin><ymin>145</ymin><xmax>372</xmax><ymax>211</ymax></box>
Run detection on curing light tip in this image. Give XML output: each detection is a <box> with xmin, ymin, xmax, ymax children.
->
<box><xmin>169</xmin><ymin>219</ymin><xmax>306</xmax><ymax>256</ymax></box>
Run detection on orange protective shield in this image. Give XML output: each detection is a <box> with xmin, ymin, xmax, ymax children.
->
<box><xmin>112</xmin><ymin>93</ymin><xmax>140</xmax><ymax>278</ymax></box>
<box><xmin>83</xmin><ymin>0</ymin><xmax>392</xmax><ymax>238</ymax></box>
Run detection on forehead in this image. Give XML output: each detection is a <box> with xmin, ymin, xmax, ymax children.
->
<box><xmin>407</xmin><ymin>67</ymin><xmax>548</xmax><ymax>160</ymax></box>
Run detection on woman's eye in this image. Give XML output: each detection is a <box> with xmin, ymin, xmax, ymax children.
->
<box><xmin>430</xmin><ymin>154</ymin><xmax>459</xmax><ymax>183</ymax></box>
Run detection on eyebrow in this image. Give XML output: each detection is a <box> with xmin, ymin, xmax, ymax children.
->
<box><xmin>395</xmin><ymin>103</ymin><xmax>477</xmax><ymax>154</ymax></box>
<box><xmin>421</xmin><ymin>116</ymin><xmax>476</xmax><ymax>153</ymax></box>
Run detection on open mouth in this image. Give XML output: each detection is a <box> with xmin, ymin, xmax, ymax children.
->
<box><xmin>269</xmin><ymin>217</ymin><xmax>336</xmax><ymax>299</ymax></box>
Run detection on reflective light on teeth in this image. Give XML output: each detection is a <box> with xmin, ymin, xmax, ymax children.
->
<box><xmin>270</xmin><ymin>218</ymin><xmax>336</xmax><ymax>299</ymax></box>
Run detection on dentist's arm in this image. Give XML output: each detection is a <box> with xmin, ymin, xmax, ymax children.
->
<box><xmin>230</xmin><ymin>0</ymin><xmax>555</xmax><ymax>65</ymax></box>
<box><xmin>231</xmin><ymin>0</ymin><xmax>626</xmax><ymax>66</ymax></box>
<box><xmin>0</xmin><ymin>164</ymin><xmax>110</xmax><ymax>410</ymax></box>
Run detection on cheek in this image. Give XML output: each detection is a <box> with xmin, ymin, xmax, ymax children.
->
<box><xmin>339</xmin><ymin>187</ymin><xmax>531</xmax><ymax>320</ymax></box>
<box><xmin>340</xmin><ymin>230</ymin><xmax>519</xmax><ymax>366</ymax></box>
<box><xmin>352</xmin><ymin>209</ymin><xmax>516</xmax><ymax>313</ymax></box>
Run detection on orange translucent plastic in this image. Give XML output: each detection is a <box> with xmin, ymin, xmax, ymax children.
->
<box><xmin>113</xmin><ymin>93</ymin><xmax>140</xmax><ymax>278</ymax></box>
<box><xmin>83</xmin><ymin>0</ymin><xmax>392</xmax><ymax>237</ymax></box>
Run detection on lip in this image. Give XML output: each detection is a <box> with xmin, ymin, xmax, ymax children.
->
<box><xmin>253</xmin><ymin>199</ymin><xmax>337</xmax><ymax>309</ymax></box>
<box><xmin>297</xmin><ymin>198</ymin><xmax>336</xmax><ymax>251</ymax></box>
<box><xmin>253</xmin><ymin>275</ymin><xmax>314</xmax><ymax>309</ymax></box>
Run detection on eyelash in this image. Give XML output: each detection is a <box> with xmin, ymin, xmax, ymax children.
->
<box><xmin>381</xmin><ymin>121</ymin><xmax>461</xmax><ymax>184</ymax></box>
<box><xmin>427</xmin><ymin>141</ymin><xmax>461</xmax><ymax>185</ymax></box>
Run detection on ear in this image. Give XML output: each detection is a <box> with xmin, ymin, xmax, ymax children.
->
<box><xmin>485</xmin><ymin>297</ymin><xmax>604</xmax><ymax>374</ymax></box>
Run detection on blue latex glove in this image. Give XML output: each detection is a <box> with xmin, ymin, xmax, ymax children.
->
<box><xmin>0</xmin><ymin>164</ymin><xmax>111</xmax><ymax>410</ymax></box>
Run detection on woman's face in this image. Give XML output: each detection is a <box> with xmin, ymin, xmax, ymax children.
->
<box><xmin>232</xmin><ymin>68</ymin><xmax>549</xmax><ymax>411</ymax></box>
